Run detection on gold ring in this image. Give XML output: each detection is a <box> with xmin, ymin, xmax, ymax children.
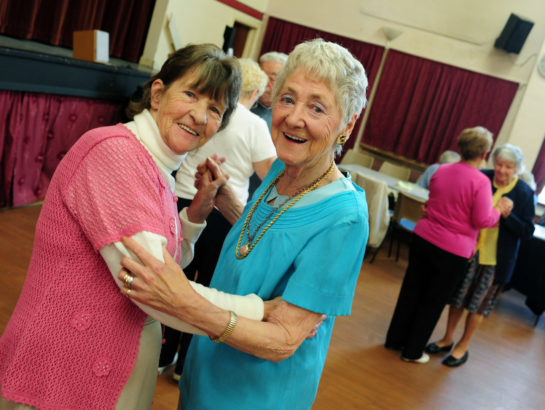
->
<box><xmin>123</xmin><ymin>273</ymin><xmax>134</xmax><ymax>289</ymax></box>
<box><xmin>126</xmin><ymin>288</ymin><xmax>131</xmax><ymax>298</ymax></box>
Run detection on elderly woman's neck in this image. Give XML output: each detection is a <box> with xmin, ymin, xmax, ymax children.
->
<box><xmin>463</xmin><ymin>156</ymin><xmax>485</xmax><ymax>169</ymax></box>
<box><xmin>277</xmin><ymin>159</ymin><xmax>337</xmax><ymax>197</ymax></box>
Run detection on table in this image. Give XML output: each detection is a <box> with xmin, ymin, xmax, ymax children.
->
<box><xmin>339</xmin><ymin>164</ymin><xmax>429</xmax><ymax>201</ymax></box>
<box><xmin>508</xmin><ymin>224</ymin><xmax>545</xmax><ymax>326</ymax></box>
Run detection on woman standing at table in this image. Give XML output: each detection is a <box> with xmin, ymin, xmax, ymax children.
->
<box><xmin>385</xmin><ymin>126</ymin><xmax>512</xmax><ymax>363</ymax></box>
<box><xmin>426</xmin><ymin>143</ymin><xmax>535</xmax><ymax>367</ymax></box>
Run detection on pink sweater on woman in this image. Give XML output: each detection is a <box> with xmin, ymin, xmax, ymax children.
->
<box><xmin>414</xmin><ymin>162</ymin><xmax>500</xmax><ymax>258</ymax></box>
<box><xmin>0</xmin><ymin>125</ymin><xmax>181</xmax><ymax>409</ymax></box>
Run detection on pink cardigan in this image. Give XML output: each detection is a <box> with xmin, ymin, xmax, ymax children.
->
<box><xmin>414</xmin><ymin>162</ymin><xmax>500</xmax><ymax>258</ymax></box>
<box><xmin>0</xmin><ymin>125</ymin><xmax>181</xmax><ymax>409</ymax></box>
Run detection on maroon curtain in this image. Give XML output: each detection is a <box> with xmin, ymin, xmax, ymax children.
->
<box><xmin>532</xmin><ymin>137</ymin><xmax>545</xmax><ymax>195</ymax></box>
<box><xmin>0</xmin><ymin>0</ymin><xmax>155</xmax><ymax>62</ymax></box>
<box><xmin>363</xmin><ymin>50</ymin><xmax>519</xmax><ymax>164</ymax></box>
<box><xmin>260</xmin><ymin>17</ymin><xmax>385</xmax><ymax>154</ymax></box>
<box><xmin>0</xmin><ymin>90</ymin><xmax>123</xmax><ymax>208</ymax></box>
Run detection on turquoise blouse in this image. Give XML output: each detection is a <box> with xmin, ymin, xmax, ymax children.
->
<box><xmin>180</xmin><ymin>159</ymin><xmax>369</xmax><ymax>410</ymax></box>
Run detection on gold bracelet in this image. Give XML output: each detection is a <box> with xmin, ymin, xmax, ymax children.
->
<box><xmin>210</xmin><ymin>311</ymin><xmax>237</xmax><ymax>343</ymax></box>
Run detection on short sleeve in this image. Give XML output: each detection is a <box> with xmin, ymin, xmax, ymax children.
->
<box><xmin>248</xmin><ymin>116</ymin><xmax>276</xmax><ymax>163</ymax></box>
<box><xmin>282</xmin><ymin>211</ymin><xmax>368</xmax><ymax>316</ymax></box>
<box><xmin>63</xmin><ymin>136</ymin><xmax>166</xmax><ymax>250</ymax></box>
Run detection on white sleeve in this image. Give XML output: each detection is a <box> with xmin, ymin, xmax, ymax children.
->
<box><xmin>100</xmin><ymin>231</ymin><xmax>264</xmax><ymax>334</ymax></box>
<box><xmin>179</xmin><ymin>207</ymin><xmax>205</xmax><ymax>269</ymax></box>
<box><xmin>249</xmin><ymin>116</ymin><xmax>277</xmax><ymax>162</ymax></box>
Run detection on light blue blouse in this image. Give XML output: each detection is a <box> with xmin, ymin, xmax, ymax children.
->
<box><xmin>180</xmin><ymin>159</ymin><xmax>369</xmax><ymax>410</ymax></box>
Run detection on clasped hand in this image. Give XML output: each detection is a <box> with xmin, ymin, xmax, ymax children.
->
<box><xmin>186</xmin><ymin>155</ymin><xmax>229</xmax><ymax>224</ymax></box>
<box><xmin>495</xmin><ymin>196</ymin><xmax>513</xmax><ymax>218</ymax></box>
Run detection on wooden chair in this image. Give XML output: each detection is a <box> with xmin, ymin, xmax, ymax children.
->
<box><xmin>353</xmin><ymin>172</ymin><xmax>390</xmax><ymax>263</ymax></box>
<box><xmin>379</xmin><ymin>161</ymin><xmax>411</xmax><ymax>181</ymax></box>
<box><xmin>341</xmin><ymin>149</ymin><xmax>374</xmax><ymax>169</ymax></box>
<box><xmin>388</xmin><ymin>191</ymin><xmax>425</xmax><ymax>261</ymax></box>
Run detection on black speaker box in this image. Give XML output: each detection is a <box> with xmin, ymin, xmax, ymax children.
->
<box><xmin>494</xmin><ymin>13</ymin><xmax>534</xmax><ymax>54</ymax></box>
<box><xmin>222</xmin><ymin>26</ymin><xmax>236</xmax><ymax>54</ymax></box>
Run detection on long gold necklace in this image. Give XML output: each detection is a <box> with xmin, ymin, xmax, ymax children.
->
<box><xmin>235</xmin><ymin>161</ymin><xmax>335</xmax><ymax>259</ymax></box>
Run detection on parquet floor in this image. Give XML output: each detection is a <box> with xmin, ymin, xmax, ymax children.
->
<box><xmin>1</xmin><ymin>204</ymin><xmax>544</xmax><ymax>409</ymax></box>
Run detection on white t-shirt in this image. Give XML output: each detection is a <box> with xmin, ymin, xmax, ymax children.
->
<box><xmin>175</xmin><ymin>103</ymin><xmax>276</xmax><ymax>205</ymax></box>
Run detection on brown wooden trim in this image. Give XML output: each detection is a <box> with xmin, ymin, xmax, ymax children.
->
<box><xmin>359</xmin><ymin>142</ymin><xmax>428</xmax><ymax>171</ymax></box>
<box><xmin>216</xmin><ymin>0</ymin><xmax>264</xmax><ymax>20</ymax></box>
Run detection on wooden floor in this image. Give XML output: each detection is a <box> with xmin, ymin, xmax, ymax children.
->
<box><xmin>1</xmin><ymin>204</ymin><xmax>545</xmax><ymax>409</ymax></box>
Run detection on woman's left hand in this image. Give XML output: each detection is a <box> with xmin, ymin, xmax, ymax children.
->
<box><xmin>187</xmin><ymin>157</ymin><xmax>229</xmax><ymax>224</ymax></box>
<box><xmin>118</xmin><ymin>236</ymin><xmax>198</xmax><ymax>317</ymax></box>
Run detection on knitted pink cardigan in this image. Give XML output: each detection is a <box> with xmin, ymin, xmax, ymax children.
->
<box><xmin>0</xmin><ymin>125</ymin><xmax>181</xmax><ymax>409</ymax></box>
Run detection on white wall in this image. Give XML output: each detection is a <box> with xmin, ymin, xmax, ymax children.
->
<box><xmin>140</xmin><ymin>0</ymin><xmax>268</xmax><ymax>70</ymax></box>
<box><xmin>139</xmin><ymin>0</ymin><xmax>545</xmax><ymax>169</ymax></box>
<box><xmin>265</xmin><ymin>0</ymin><xmax>545</xmax><ymax>170</ymax></box>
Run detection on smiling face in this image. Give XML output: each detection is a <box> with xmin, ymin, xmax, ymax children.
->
<box><xmin>149</xmin><ymin>70</ymin><xmax>226</xmax><ymax>155</ymax></box>
<box><xmin>271</xmin><ymin>68</ymin><xmax>356</xmax><ymax>174</ymax></box>
<box><xmin>494</xmin><ymin>157</ymin><xmax>517</xmax><ymax>187</ymax></box>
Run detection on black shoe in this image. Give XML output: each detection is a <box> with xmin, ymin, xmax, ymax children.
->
<box><xmin>425</xmin><ymin>342</ymin><xmax>454</xmax><ymax>354</ymax></box>
<box><xmin>442</xmin><ymin>351</ymin><xmax>469</xmax><ymax>367</ymax></box>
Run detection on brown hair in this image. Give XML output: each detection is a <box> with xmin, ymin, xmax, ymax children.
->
<box><xmin>126</xmin><ymin>44</ymin><xmax>241</xmax><ymax>131</ymax></box>
<box><xmin>457</xmin><ymin>126</ymin><xmax>493</xmax><ymax>161</ymax></box>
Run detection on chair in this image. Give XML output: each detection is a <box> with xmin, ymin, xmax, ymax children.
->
<box><xmin>341</xmin><ymin>148</ymin><xmax>374</xmax><ymax>168</ymax></box>
<box><xmin>353</xmin><ymin>172</ymin><xmax>390</xmax><ymax>263</ymax></box>
<box><xmin>379</xmin><ymin>161</ymin><xmax>411</xmax><ymax>181</ymax></box>
<box><xmin>388</xmin><ymin>191</ymin><xmax>425</xmax><ymax>261</ymax></box>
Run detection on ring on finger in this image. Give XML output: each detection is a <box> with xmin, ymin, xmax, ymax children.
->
<box><xmin>125</xmin><ymin>288</ymin><xmax>132</xmax><ymax>298</ymax></box>
<box><xmin>123</xmin><ymin>273</ymin><xmax>134</xmax><ymax>289</ymax></box>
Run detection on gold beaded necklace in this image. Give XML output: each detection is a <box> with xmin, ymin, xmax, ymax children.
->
<box><xmin>235</xmin><ymin>161</ymin><xmax>336</xmax><ymax>259</ymax></box>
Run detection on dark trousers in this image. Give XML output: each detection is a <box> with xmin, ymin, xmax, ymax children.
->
<box><xmin>159</xmin><ymin>198</ymin><xmax>232</xmax><ymax>372</ymax></box>
<box><xmin>385</xmin><ymin>235</ymin><xmax>469</xmax><ymax>359</ymax></box>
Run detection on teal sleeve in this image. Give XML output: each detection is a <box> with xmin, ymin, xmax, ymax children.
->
<box><xmin>282</xmin><ymin>212</ymin><xmax>368</xmax><ymax>316</ymax></box>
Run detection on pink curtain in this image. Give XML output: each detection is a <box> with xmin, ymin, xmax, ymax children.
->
<box><xmin>0</xmin><ymin>90</ymin><xmax>122</xmax><ymax>208</ymax></box>
<box><xmin>260</xmin><ymin>17</ymin><xmax>385</xmax><ymax>155</ymax></box>
<box><xmin>362</xmin><ymin>50</ymin><xmax>519</xmax><ymax>164</ymax></box>
<box><xmin>0</xmin><ymin>0</ymin><xmax>155</xmax><ymax>62</ymax></box>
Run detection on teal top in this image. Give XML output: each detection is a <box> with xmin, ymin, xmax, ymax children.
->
<box><xmin>180</xmin><ymin>159</ymin><xmax>369</xmax><ymax>410</ymax></box>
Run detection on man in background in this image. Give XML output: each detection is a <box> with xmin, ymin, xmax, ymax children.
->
<box><xmin>250</xmin><ymin>51</ymin><xmax>288</xmax><ymax>130</ymax></box>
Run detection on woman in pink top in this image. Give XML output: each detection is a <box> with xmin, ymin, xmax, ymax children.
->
<box><xmin>385</xmin><ymin>126</ymin><xmax>512</xmax><ymax>363</ymax></box>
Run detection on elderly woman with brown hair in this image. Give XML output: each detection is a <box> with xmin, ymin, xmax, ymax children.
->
<box><xmin>385</xmin><ymin>126</ymin><xmax>513</xmax><ymax>364</ymax></box>
<box><xmin>426</xmin><ymin>143</ymin><xmax>535</xmax><ymax>367</ymax></box>
<box><xmin>0</xmin><ymin>44</ymin><xmax>268</xmax><ymax>410</ymax></box>
<box><xmin>118</xmin><ymin>38</ymin><xmax>369</xmax><ymax>409</ymax></box>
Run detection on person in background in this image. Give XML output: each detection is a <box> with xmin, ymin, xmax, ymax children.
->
<box><xmin>0</xmin><ymin>44</ymin><xmax>267</xmax><ymax>410</ymax></box>
<box><xmin>248</xmin><ymin>51</ymin><xmax>288</xmax><ymax>197</ymax></box>
<box><xmin>385</xmin><ymin>126</ymin><xmax>513</xmax><ymax>364</ymax></box>
<box><xmin>426</xmin><ymin>144</ymin><xmax>535</xmax><ymax>367</ymax></box>
<box><xmin>118</xmin><ymin>38</ymin><xmax>369</xmax><ymax>410</ymax></box>
<box><xmin>250</xmin><ymin>51</ymin><xmax>288</xmax><ymax>130</ymax></box>
<box><xmin>416</xmin><ymin>150</ymin><xmax>461</xmax><ymax>189</ymax></box>
<box><xmin>518</xmin><ymin>170</ymin><xmax>537</xmax><ymax>206</ymax></box>
<box><xmin>159</xmin><ymin>58</ymin><xmax>277</xmax><ymax>380</ymax></box>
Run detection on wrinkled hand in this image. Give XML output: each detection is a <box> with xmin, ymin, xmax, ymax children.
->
<box><xmin>187</xmin><ymin>156</ymin><xmax>229</xmax><ymax>224</ymax></box>
<box><xmin>496</xmin><ymin>196</ymin><xmax>514</xmax><ymax>218</ymax></box>
<box><xmin>118</xmin><ymin>236</ymin><xmax>198</xmax><ymax>317</ymax></box>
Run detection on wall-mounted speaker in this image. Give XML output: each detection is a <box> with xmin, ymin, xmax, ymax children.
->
<box><xmin>222</xmin><ymin>26</ymin><xmax>236</xmax><ymax>56</ymax></box>
<box><xmin>494</xmin><ymin>13</ymin><xmax>534</xmax><ymax>54</ymax></box>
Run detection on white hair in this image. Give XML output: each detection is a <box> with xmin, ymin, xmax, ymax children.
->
<box><xmin>272</xmin><ymin>38</ymin><xmax>368</xmax><ymax>129</ymax></box>
<box><xmin>238</xmin><ymin>58</ymin><xmax>268</xmax><ymax>98</ymax></box>
<box><xmin>438</xmin><ymin>150</ymin><xmax>461</xmax><ymax>164</ymax></box>
<box><xmin>491</xmin><ymin>143</ymin><xmax>525</xmax><ymax>174</ymax></box>
<box><xmin>259</xmin><ymin>51</ymin><xmax>288</xmax><ymax>65</ymax></box>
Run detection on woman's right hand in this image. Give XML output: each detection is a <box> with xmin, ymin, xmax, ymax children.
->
<box><xmin>495</xmin><ymin>196</ymin><xmax>514</xmax><ymax>218</ymax></box>
<box><xmin>187</xmin><ymin>156</ymin><xmax>229</xmax><ymax>224</ymax></box>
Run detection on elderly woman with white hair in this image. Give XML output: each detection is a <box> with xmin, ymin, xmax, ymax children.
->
<box><xmin>117</xmin><ymin>38</ymin><xmax>369</xmax><ymax>409</ymax></box>
<box><xmin>426</xmin><ymin>143</ymin><xmax>535</xmax><ymax>367</ymax></box>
